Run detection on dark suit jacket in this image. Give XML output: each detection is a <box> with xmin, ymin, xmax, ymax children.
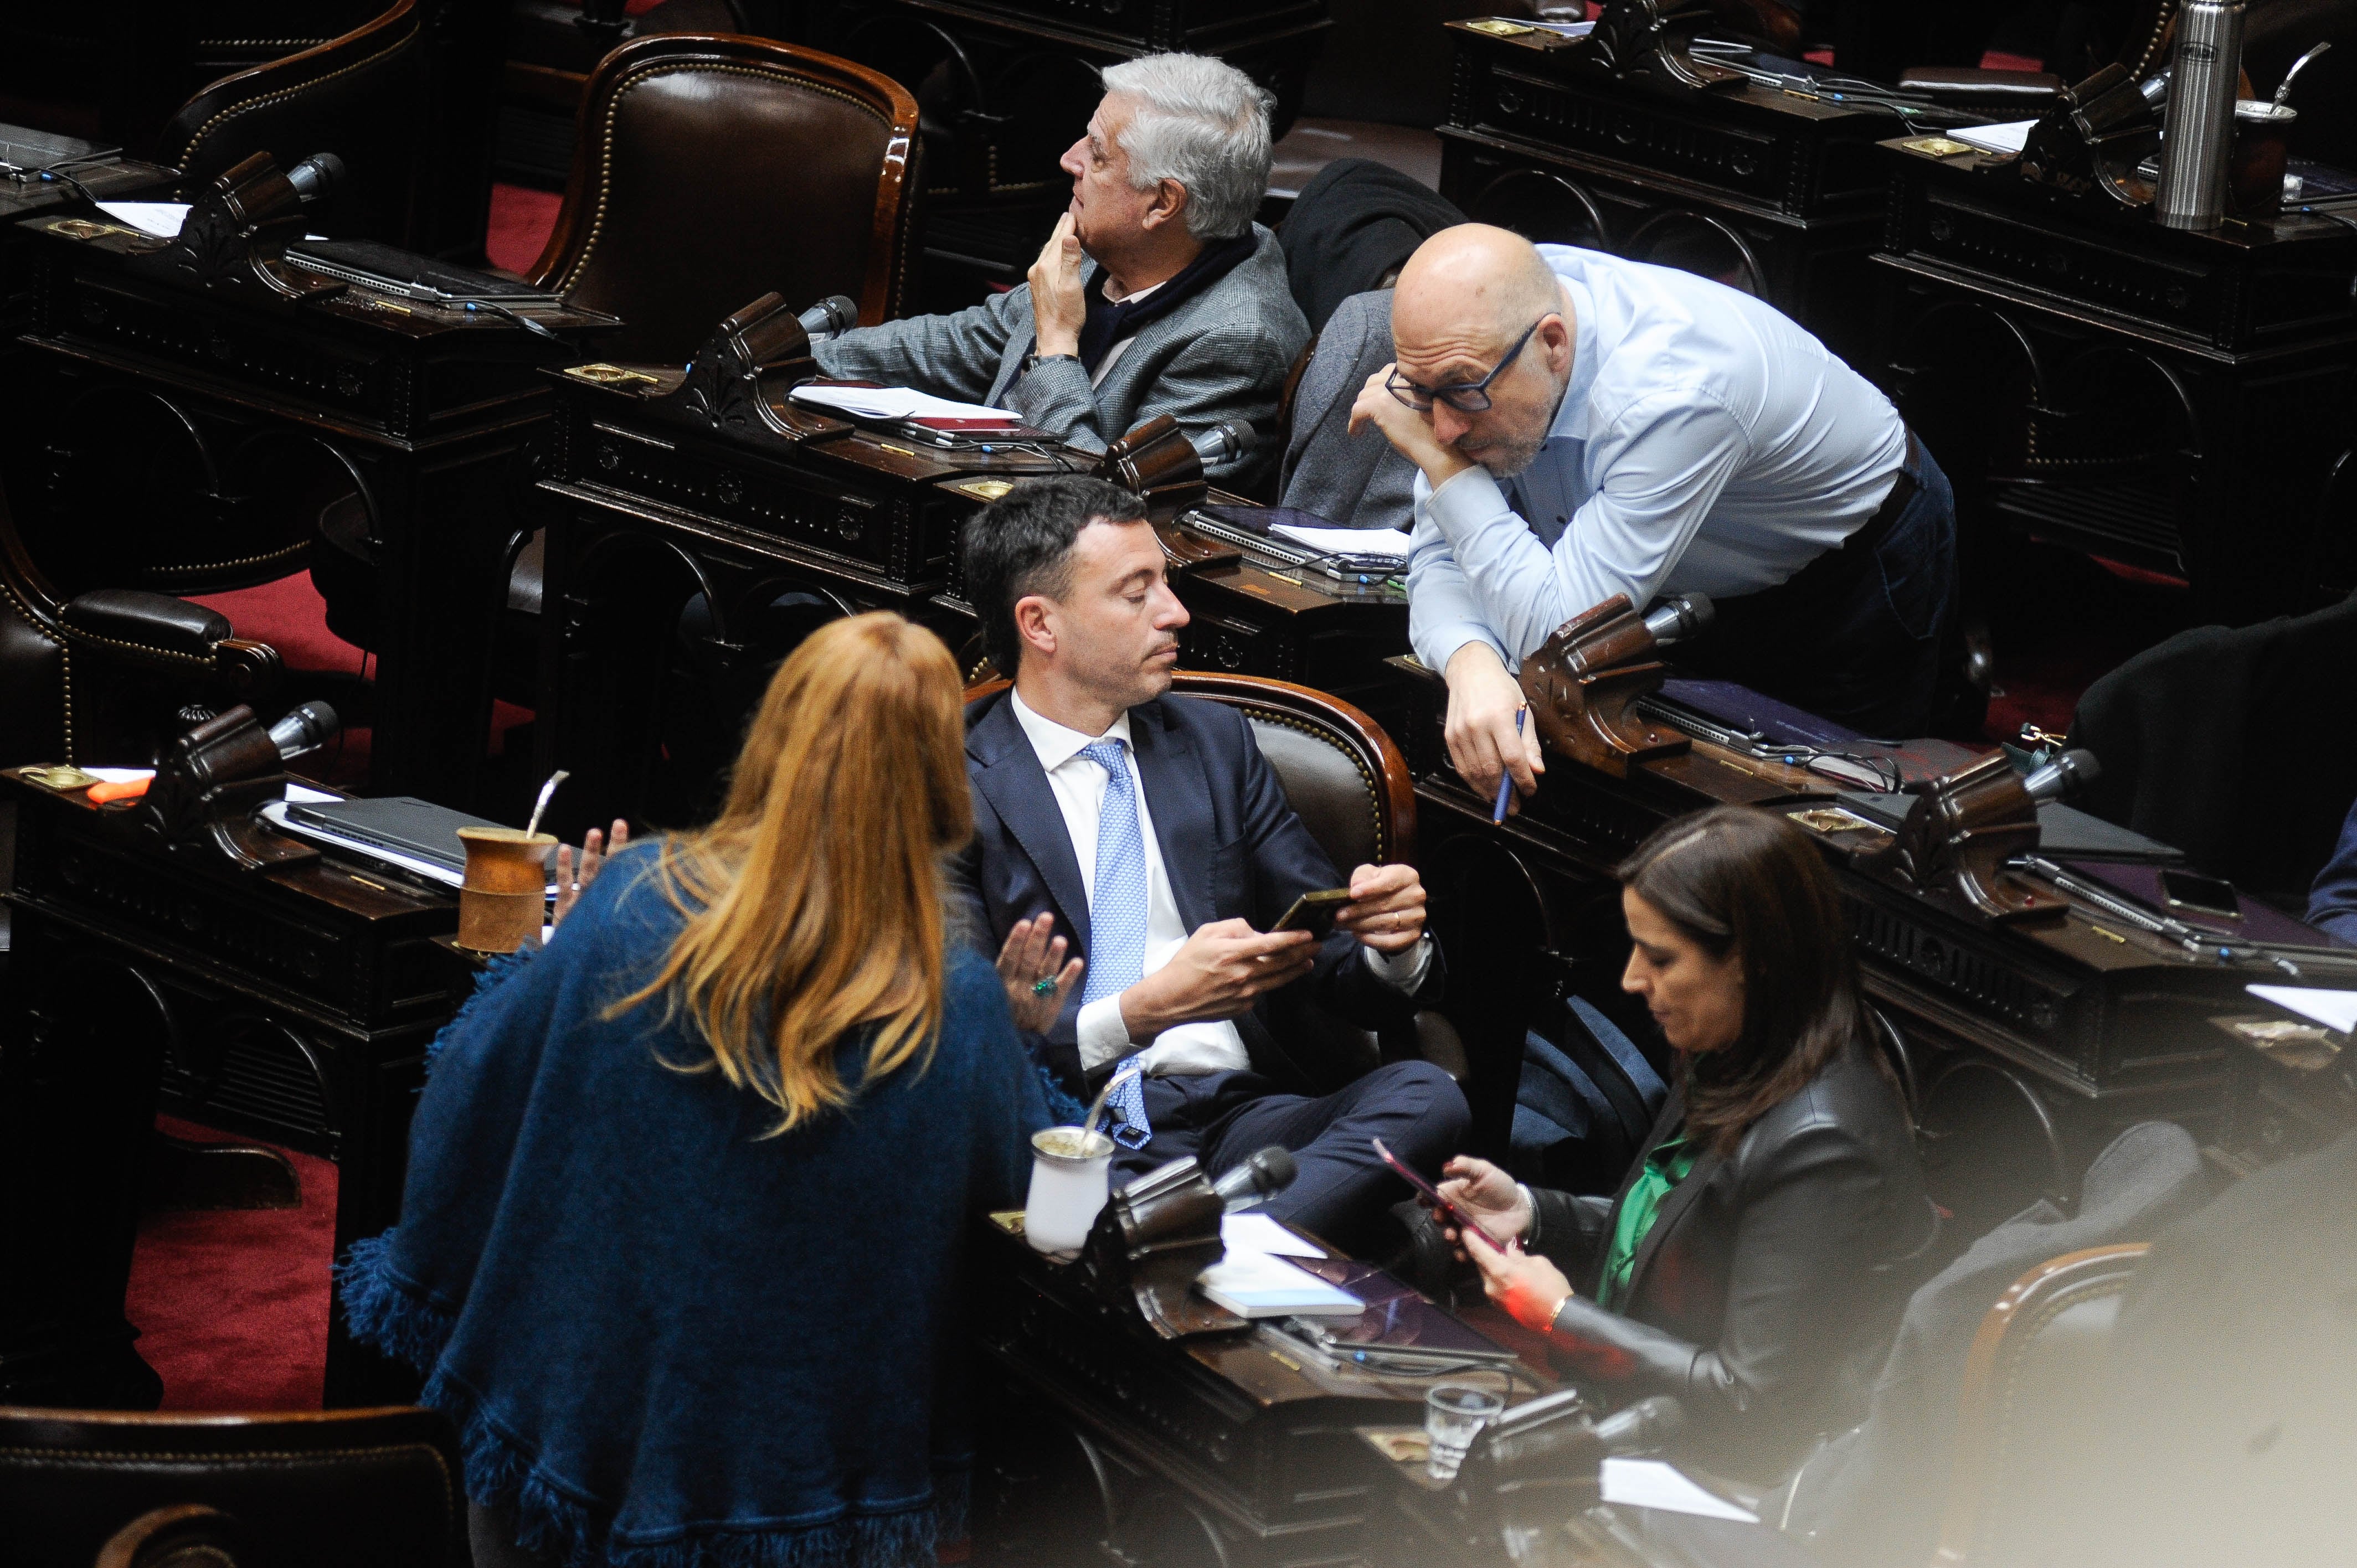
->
<box><xmin>1526</xmin><ymin>1037</ymin><xmax>1931</xmax><ymax>1482</ymax></box>
<box><xmin>948</xmin><ymin>688</ymin><xmax>1442</xmax><ymax>1097</ymax></box>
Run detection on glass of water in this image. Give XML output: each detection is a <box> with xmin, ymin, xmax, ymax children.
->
<box><xmin>1424</xmin><ymin>1383</ymin><xmax>1505</xmax><ymax>1482</ymax></box>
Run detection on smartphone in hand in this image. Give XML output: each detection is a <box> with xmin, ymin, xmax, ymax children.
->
<box><xmin>1373</xmin><ymin>1137</ymin><xmax>1511</xmax><ymax>1252</ymax></box>
<box><xmin>1270</xmin><ymin>887</ymin><xmax>1353</xmax><ymax>940</ymax></box>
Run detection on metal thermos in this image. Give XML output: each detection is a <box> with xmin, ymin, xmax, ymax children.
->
<box><xmin>2154</xmin><ymin>0</ymin><xmax>2247</xmax><ymax>229</ymax></box>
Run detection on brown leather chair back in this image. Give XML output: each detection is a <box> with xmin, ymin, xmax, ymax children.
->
<box><xmin>529</xmin><ymin>34</ymin><xmax>922</xmax><ymax>364</ymax></box>
<box><xmin>96</xmin><ymin>1504</ymin><xmax>248</xmax><ymax>1568</ymax></box>
<box><xmin>1171</xmin><ymin>671</ymin><xmax>1416</xmax><ymax>872</ymax></box>
<box><xmin>158</xmin><ymin>0</ymin><xmax>431</xmax><ymax>249</ymax></box>
<box><xmin>193</xmin><ymin>2</ymin><xmax>390</xmax><ymax>85</ymax></box>
<box><xmin>0</xmin><ymin>1405</ymin><xmax>465</xmax><ymax>1568</ymax></box>
<box><xmin>1932</xmin><ymin>1244</ymin><xmax>2149</xmax><ymax>1566</ymax></box>
<box><xmin>0</xmin><ymin>478</ymin><xmax>280</xmax><ymax>771</ymax></box>
<box><xmin>963</xmin><ymin>671</ymin><xmax>1414</xmax><ymax>871</ymax></box>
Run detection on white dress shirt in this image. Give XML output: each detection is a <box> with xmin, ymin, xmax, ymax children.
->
<box><xmin>1406</xmin><ymin>245</ymin><xmax>1908</xmax><ymax>671</ymax></box>
<box><xmin>1008</xmin><ymin>690</ymin><xmax>1431</xmax><ymax>1078</ymax></box>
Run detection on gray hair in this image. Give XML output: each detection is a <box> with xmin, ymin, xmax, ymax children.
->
<box><xmin>1098</xmin><ymin>53</ymin><xmax>1274</xmax><ymax>240</ymax></box>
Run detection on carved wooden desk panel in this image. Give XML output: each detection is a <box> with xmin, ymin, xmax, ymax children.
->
<box><xmin>1381</xmin><ymin>659</ymin><xmax>2357</xmax><ymax>1226</ymax></box>
<box><xmin>1873</xmin><ymin>140</ymin><xmax>2357</xmax><ymax>621</ymax></box>
<box><xmin>13</xmin><ymin>218</ymin><xmax>609</xmax><ymax>808</ymax></box>
<box><xmin>0</xmin><ymin>771</ymin><xmax>469</xmax><ymax>1409</ymax></box>
<box><xmin>1438</xmin><ymin>22</ymin><xmax>1895</xmax><ymax>369</ymax></box>
<box><xmin>532</xmin><ymin>367</ymin><xmax>1406</xmax><ymax>834</ymax></box>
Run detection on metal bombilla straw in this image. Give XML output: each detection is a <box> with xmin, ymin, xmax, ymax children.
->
<box><xmin>524</xmin><ymin>769</ymin><xmax>570</xmax><ymax>837</ymax></box>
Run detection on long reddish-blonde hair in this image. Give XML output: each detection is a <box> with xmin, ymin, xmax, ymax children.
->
<box><xmin>614</xmin><ymin>611</ymin><xmax>972</xmax><ymax>1132</ymax></box>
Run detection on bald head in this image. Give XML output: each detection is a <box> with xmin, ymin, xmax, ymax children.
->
<box><xmin>1393</xmin><ymin>224</ymin><xmax>1565</xmax><ymax>357</ymax></box>
<box><xmin>1381</xmin><ymin>225</ymin><xmax>1574</xmax><ymax>479</ymax></box>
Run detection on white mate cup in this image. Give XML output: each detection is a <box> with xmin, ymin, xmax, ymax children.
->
<box><xmin>1024</xmin><ymin>1126</ymin><xmax>1115</xmax><ymax>1255</ymax></box>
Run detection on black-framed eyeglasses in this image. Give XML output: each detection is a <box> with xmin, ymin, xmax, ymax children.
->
<box><xmin>1387</xmin><ymin>318</ymin><xmax>1547</xmax><ymax>414</ymax></box>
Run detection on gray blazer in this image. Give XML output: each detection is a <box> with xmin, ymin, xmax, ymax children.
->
<box><xmin>1277</xmin><ymin>288</ymin><xmax>1419</xmax><ymax>530</ymax></box>
<box><xmin>811</xmin><ymin>224</ymin><xmax>1309</xmax><ymax>489</ymax></box>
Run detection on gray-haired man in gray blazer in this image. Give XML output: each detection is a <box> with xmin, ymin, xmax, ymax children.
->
<box><xmin>812</xmin><ymin>54</ymin><xmax>1309</xmax><ymax>492</ymax></box>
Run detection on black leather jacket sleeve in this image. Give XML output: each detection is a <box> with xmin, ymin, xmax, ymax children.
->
<box><xmin>1542</xmin><ymin>1118</ymin><xmax>1896</xmax><ymax>1431</ymax></box>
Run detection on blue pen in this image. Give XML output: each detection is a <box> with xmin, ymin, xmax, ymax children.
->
<box><xmin>1493</xmin><ymin>706</ymin><xmax>1527</xmax><ymax>824</ymax></box>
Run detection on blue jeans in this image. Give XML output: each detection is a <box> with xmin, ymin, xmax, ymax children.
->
<box><xmin>1684</xmin><ymin>441</ymin><xmax>1959</xmax><ymax>739</ymax></box>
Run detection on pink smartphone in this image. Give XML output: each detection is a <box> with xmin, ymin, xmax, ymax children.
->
<box><xmin>1372</xmin><ymin>1137</ymin><xmax>1511</xmax><ymax>1253</ymax></box>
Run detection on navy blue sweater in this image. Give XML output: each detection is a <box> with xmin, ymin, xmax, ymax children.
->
<box><xmin>338</xmin><ymin>844</ymin><xmax>1048</xmax><ymax>1568</ymax></box>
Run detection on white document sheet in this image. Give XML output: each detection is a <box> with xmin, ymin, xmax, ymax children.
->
<box><xmin>786</xmin><ymin>384</ymin><xmax>1017</xmax><ymax>422</ymax></box>
<box><xmin>96</xmin><ymin>201</ymin><xmax>190</xmax><ymax>238</ymax></box>
<box><xmin>1599</xmin><ymin>1457</ymin><xmax>1761</xmax><ymax>1522</ymax></box>
<box><xmin>1221</xmin><ymin>1213</ymin><xmax>1327</xmax><ymax>1258</ymax></box>
<box><xmin>1270</xmin><ymin>522</ymin><xmax>1411</xmax><ymax>561</ymax></box>
<box><xmin>1951</xmin><ymin>119</ymin><xmax>2036</xmax><ymax>155</ymax></box>
<box><xmin>2248</xmin><ymin>985</ymin><xmax>2357</xmax><ymax>1035</ymax></box>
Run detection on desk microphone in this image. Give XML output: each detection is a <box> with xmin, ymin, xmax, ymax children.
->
<box><xmin>2021</xmin><ymin>747</ymin><xmax>2100</xmax><ymax>803</ymax></box>
<box><xmin>286</xmin><ymin>153</ymin><xmax>346</xmax><ymax>203</ymax></box>
<box><xmin>1641</xmin><ymin>593</ymin><xmax>1713</xmax><ymax>647</ymax></box>
<box><xmin>796</xmin><ymin>295</ymin><xmax>858</xmax><ymax>342</ymax></box>
<box><xmin>1189</xmin><ymin>420</ymin><xmax>1257</xmax><ymax>468</ymax></box>
<box><xmin>1480</xmin><ymin>1394</ymin><xmax>1687</xmax><ymax>1474</ymax></box>
<box><xmin>1213</xmin><ymin>1146</ymin><xmax>1296</xmax><ymax>1211</ymax></box>
<box><xmin>267</xmin><ymin>701</ymin><xmax>340</xmax><ymax>762</ymax></box>
<box><xmin>1592</xmin><ymin>1395</ymin><xmax>1686</xmax><ymax>1456</ymax></box>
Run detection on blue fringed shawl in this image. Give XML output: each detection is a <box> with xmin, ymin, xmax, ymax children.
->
<box><xmin>338</xmin><ymin>844</ymin><xmax>1050</xmax><ymax>1568</ymax></box>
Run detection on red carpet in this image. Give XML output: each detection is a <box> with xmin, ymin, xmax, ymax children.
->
<box><xmin>487</xmin><ymin>183</ymin><xmax>563</xmax><ymax>276</ymax></box>
<box><xmin>128</xmin><ymin>1117</ymin><xmax>340</xmax><ymax>1411</ymax></box>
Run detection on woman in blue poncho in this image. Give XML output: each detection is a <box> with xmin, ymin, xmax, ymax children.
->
<box><xmin>338</xmin><ymin>612</ymin><xmax>1066</xmax><ymax>1568</ymax></box>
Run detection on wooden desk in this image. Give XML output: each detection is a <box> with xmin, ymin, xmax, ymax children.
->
<box><xmin>531</xmin><ymin>365</ymin><xmax>1407</xmax><ymax>833</ymax></box>
<box><xmin>1437</xmin><ymin>20</ymin><xmax>1897</xmax><ymax>371</ymax></box>
<box><xmin>0</xmin><ymin>769</ymin><xmax>471</xmax><ymax>1408</ymax></box>
<box><xmin>1381</xmin><ymin>658</ymin><xmax>2357</xmax><ymax>1226</ymax></box>
<box><xmin>971</xmin><ymin>1215</ymin><xmax>1555</xmax><ymax>1568</ymax></box>
<box><xmin>1872</xmin><ymin>137</ymin><xmax>2357</xmax><ymax>622</ymax></box>
<box><xmin>11</xmin><ymin>216</ymin><xmax>612</xmax><ymax>809</ymax></box>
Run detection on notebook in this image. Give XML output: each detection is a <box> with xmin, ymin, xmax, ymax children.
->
<box><xmin>284</xmin><ymin>239</ymin><xmax>566</xmax><ymax>305</ymax></box>
<box><xmin>285</xmin><ymin>796</ymin><xmax>521</xmax><ymax>877</ymax></box>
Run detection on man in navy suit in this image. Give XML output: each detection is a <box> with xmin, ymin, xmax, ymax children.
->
<box><xmin>953</xmin><ymin>476</ymin><xmax>1469</xmax><ymax>1252</ymax></box>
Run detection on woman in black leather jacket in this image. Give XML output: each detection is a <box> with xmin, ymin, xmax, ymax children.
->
<box><xmin>1440</xmin><ymin>806</ymin><xmax>1931</xmax><ymax>1482</ymax></box>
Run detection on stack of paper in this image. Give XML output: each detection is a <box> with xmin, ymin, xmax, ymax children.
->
<box><xmin>1220</xmin><ymin>1213</ymin><xmax>1325</xmax><ymax>1258</ymax></box>
<box><xmin>1197</xmin><ymin>1251</ymin><xmax>1363</xmax><ymax>1317</ymax></box>
<box><xmin>1951</xmin><ymin>120</ymin><xmax>2036</xmax><ymax>156</ymax></box>
<box><xmin>2247</xmin><ymin>986</ymin><xmax>2357</xmax><ymax>1034</ymax></box>
<box><xmin>1270</xmin><ymin>522</ymin><xmax>1411</xmax><ymax>561</ymax></box>
<box><xmin>97</xmin><ymin>202</ymin><xmax>189</xmax><ymax>239</ymax></box>
<box><xmin>786</xmin><ymin>384</ymin><xmax>1017</xmax><ymax>421</ymax></box>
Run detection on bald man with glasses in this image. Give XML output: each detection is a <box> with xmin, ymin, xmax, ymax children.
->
<box><xmin>1350</xmin><ymin>225</ymin><xmax>1958</xmax><ymax>812</ymax></box>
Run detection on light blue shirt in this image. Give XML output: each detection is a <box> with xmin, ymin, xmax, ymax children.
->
<box><xmin>1406</xmin><ymin>246</ymin><xmax>1907</xmax><ymax>670</ymax></box>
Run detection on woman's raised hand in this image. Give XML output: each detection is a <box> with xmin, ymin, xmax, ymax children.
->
<box><xmin>1437</xmin><ymin>1155</ymin><xmax>1533</xmax><ymax>1246</ymax></box>
<box><xmin>552</xmin><ymin>820</ymin><xmax>630</xmax><ymax>932</ymax></box>
<box><xmin>997</xmin><ymin>913</ymin><xmax>1085</xmax><ymax>1034</ymax></box>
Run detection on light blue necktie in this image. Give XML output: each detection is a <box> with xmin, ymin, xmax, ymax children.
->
<box><xmin>1078</xmin><ymin>739</ymin><xmax>1153</xmax><ymax>1149</ymax></box>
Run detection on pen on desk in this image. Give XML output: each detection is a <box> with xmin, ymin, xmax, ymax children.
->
<box><xmin>1492</xmin><ymin>706</ymin><xmax>1526</xmax><ymax>824</ymax></box>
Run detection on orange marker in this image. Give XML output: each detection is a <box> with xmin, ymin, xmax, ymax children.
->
<box><xmin>87</xmin><ymin>776</ymin><xmax>152</xmax><ymax>803</ymax></box>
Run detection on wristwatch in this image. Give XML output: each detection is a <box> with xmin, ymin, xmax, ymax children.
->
<box><xmin>1023</xmin><ymin>352</ymin><xmax>1079</xmax><ymax>376</ymax></box>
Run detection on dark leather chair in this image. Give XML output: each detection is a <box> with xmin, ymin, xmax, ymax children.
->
<box><xmin>96</xmin><ymin>1504</ymin><xmax>247</xmax><ymax>1568</ymax></box>
<box><xmin>1932</xmin><ymin>1244</ymin><xmax>2150</xmax><ymax>1566</ymax></box>
<box><xmin>0</xmin><ymin>1405</ymin><xmax>466</xmax><ymax>1568</ymax></box>
<box><xmin>523</xmin><ymin>33</ymin><xmax>924</xmax><ymax>364</ymax></box>
<box><xmin>157</xmin><ymin>0</ymin><xmax>434</xmax><ymax>251</ymax></box>
<box><xmin>0</xmin><ymin>481</ymin><xmax>281</xmax><ymax>771</ymax></box>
